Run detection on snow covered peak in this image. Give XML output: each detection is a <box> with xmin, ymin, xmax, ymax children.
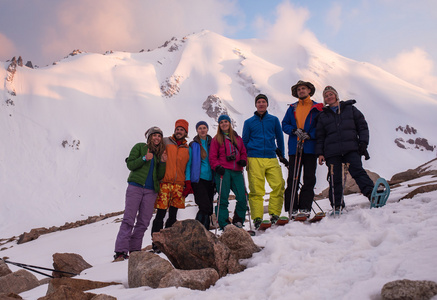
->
<box><xmin>1</xmin><ymin>30</ymin><xmax>436</xmax><ymax>237</ymax></box>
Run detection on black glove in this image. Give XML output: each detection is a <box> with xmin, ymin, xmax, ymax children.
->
<box><xmin>237</xmin><ymin>160</ymin><xmax>246</xmax><ymax>167</ymax></box>
<box><xmin>275</xmin><ymin>148</ymin><xmax>289</xmax><ymax>167</ymax></box>
<box><xmin>358</xmin><ymin>143</ymin><xmax>370</xmax><ymax>160</ymax></box>
<box><xmin>358</xmin><ymin>143</ymin><xmax>367</xmax><ymax>156</ymax></box>
<box><xmin>293</xmin><ymin>128</ymin><xmax>310</xmax><ymax>141</ymax></box>
<box><xmin>215</xmin><ymin>165</ymin><xmax>225</xmax><ymax>176</ymax></box>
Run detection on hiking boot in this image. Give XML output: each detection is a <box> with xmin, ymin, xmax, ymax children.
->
<box><xmin>270</xmin><ymin>214</ymin><xmax>279</xmax><ymax>225</ymax></box>
<box><xmin>300</xmin><ymin>209</ymin><xmax>311</xmax><ymax>219</ymax></box>
<box><xmin>253</xmin><ymin>217</ymin><xmax>262</xmax><ymax>229</ymax></box>
<box><xmin>113</xmin><ymin>252</ymin><xmax>129</xmax><ymax>261</ymax></box>
<box><xmin>151</xmin><ymin>243</ymin><xmax>161</xmax><ymax>254</ymax></box>
<box><xmin>233</xmin><ymin>221</ymin><xmax>243</xmax><ymax>228</ymax></box>
<box><xmin>290</xmin><ymin>209</ymin><xmax>299</xmax><ymax>219</ymax></box>
<box><xmin>329</xmin><ymin>207</ymin><xmax>342</xmax><ymax>217</ymax></box>
<box><xmin>232</xmin><ymin>215</ymin><xmax>243</xmax><ymax>228</ymax></box>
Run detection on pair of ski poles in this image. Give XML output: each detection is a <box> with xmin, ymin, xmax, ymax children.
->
<box><xmin>288</xmin><ymin>139</ymin><xmax>304</xmax><ymax>220</ymax></box>
<box><xmin>329</xmin><ymin>163</ymin><xmax>349</xmax><ymax>216</ymax></box>
<box><xmin>1</xmin><ymin>258</ymin><xmax>78</xmax><ymax>278</ymax></box>
<box><xmin>288</xmin><ymin>139</ymin><xmax>325</xmax><ymax>219</ymax></box>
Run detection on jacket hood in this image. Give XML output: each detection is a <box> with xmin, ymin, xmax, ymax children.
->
<box><xmin>323</xmin><ymin>99</ymin><xmax>356</xmax><ymax>112</ymax></box>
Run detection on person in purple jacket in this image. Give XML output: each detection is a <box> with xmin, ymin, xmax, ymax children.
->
<box><xmin>209</xmin><ymin>114</ymin><xmax>248</xmax><ymax>230</ymax></box>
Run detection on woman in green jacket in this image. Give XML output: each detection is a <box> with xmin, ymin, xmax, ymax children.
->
<box><xmin>113</xmin><ymin>126</ymin><xmax>167</xmax><ymax>261</ymax></box>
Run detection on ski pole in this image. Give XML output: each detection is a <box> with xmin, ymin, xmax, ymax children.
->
<box><xmin>330</xmin><ymin>164</ymin><xmax>336</xmax><ymax>216</ymax></box>
<box><xmin>2</xmin><ymin>258</ymin><xmax>78</xmax><ymax>278</ymax></box>
<box><xmin>341</xmin><ymin>163</ymin><xmax>350</xmax><ymax>214</ymax></box>
<box><xmin>311</xmin><ymin>201</ymin><xmax>325</xmax><ymax>214</ymax></box>
<box><xmin>242</xmin><ymin>170</ymin><xmax>256</xmax><ymax>236</ymax></box>
<box><xmin>288</xmin><ymin>139</ymin><xmax>304</xmax><ymax>219</ymax></box>
<box><xmin>215</xmin><ymin>175</ymin><xmax>224</xmax><ymax>237</ymax></box>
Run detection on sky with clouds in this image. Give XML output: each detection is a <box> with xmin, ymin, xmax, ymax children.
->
<box><xmin>1</xmin><ymin>0</ymin><xmax>436</xmax><ymax>93</ymax></box>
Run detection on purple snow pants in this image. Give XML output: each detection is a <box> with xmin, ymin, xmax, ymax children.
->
<box><xmin>114</xmin><ymin>184</ymin><xmax>157</xmax><ymax>253</ymax></box>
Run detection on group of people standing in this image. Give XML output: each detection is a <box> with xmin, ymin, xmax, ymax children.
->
<box><xmin>113</xmin><ymin>79</ymin><xmax>375</xmax><ymax>261</ymax></box>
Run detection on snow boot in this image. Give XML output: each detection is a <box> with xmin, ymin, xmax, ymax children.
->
<box><xmin>270</xmin><ymin>214</ymin><xmax>280</xmax><ymax>225</ymax></box>
<box><xmin>253</xmin><ymin>217</ymin><xmax>262</xmax><ymax>230</ymax></box>
<box><xmin>113</xmin><ymin>252</ymin><xmax>129</xmax><ymax>262</ymax></box>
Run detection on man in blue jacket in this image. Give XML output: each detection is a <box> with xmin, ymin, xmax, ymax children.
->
<box><xmin>282</xmin><ymin>80</ymin><xmax>323</xmax><ymax>219</ymax></box>
<box><xmin>243</xmin><ymin>94</ymin><xmax>285</xmax><ymax>229</ymax></box>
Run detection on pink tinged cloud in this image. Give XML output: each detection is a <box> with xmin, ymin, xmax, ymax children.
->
<box><xmin>256</xmin><ymin>1</ymin><xmax>308</xmax><ymax>40</ymax></box>
<box><xmin>382</xmin><ymin>47</ymin><xmax>437</xmax><ymax>94</ymax></box>
<box><xmin>38</xmin><ymin>0</ymin><xmax>236</xmax><ymax>62</ymax></box>
<box><xmin>0</xmin><ymin>33</ymin><xmax>16</xmax><ymax>59</ymax></box>
<box><xmin>254</xmin><ymin>1</ymin><xmax>319</xmax><ymax>49</ymax></box>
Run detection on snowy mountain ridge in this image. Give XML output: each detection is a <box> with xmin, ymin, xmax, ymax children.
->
<box><xmin>1</xmin><ymin>30</ymin><xmax>437</xmax><ymax>237</ymax></box>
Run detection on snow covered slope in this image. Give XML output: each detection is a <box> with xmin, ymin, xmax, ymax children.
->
<box><xmin>1</xmin><ymin>30</ymin><xmax>436</xmax><ymax>237</ymax></box>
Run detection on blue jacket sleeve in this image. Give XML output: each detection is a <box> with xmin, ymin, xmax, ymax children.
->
<box><xmin>275</xmin><ymin>117</ymin><xmax>285</xmax><ymax>155</ymax></box>
<box><xmin>242</xmin><ymin>119</ymin><xmax>250</xmax><ymax>147</ymax></box>
<box><xmin>282</xmin><ymin>106</ymin><xmax>296</xmax><ymax>135</ymax></box>
<box><xmin>185</xmin><ymin>146</ymin><xmax>192</xmax><ymax>181</ymax></box>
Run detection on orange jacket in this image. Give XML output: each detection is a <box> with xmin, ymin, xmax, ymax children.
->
<box><xmin>161</xmin><ymin>135</ymin><xmax>190</xmax><ymax>185</ymax></box>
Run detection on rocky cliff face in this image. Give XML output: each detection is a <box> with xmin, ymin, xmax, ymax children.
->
<box><xmin>5</xmin><ymin>57</ymin><xmax>17</xmax><ymax>96</ymax></box>
<box><xmin>202</xmin><ymin>94</ymin><xmax>237</xmax><ymax>128</ymax></box>
<box><xmin>394</xmin><ymin>125</ymin><xmax>436</xmax><ymax>153</ymax></box>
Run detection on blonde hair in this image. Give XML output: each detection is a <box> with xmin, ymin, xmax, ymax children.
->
<box><xmin>215</xmin><ymin>123</ymin><xmax>238</xmax><ymax>146</ymax></box>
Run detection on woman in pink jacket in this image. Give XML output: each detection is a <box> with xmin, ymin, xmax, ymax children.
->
<box><xmin>209</xmin><ymin>114</ymin><xmax>248</xmax><ymax>230</ymax></box>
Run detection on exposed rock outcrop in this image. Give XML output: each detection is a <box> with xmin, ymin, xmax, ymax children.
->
<box><xmin>219</xmin><ymin>224</ymin><xmax>261</xmax><ymax>260</ymax></box>
<box><xmin>0</xmin><ymin>269</ymin><xmax>39</xmax><ymax>295</ymax></box>
<box><xmin>381</xmin><ymin>279</ymin><xmax>437</xmax><ymax>300</ymax></box>
<box><xmin>390</xmin><ymin>158</ymin><xmax>437</xmax><ymax>184</ymax></box>
<box><xmin>316</xmin><ymin>169</ymin><xmax>379</xmax><ymax>199</ymax></box>
<box><xmin>158</xmin><ymin>268</ymin><xmax>220</xmax><ymax>291</ymax></box>
<box><xmin>394</xmin><ymin>125</ymin><xmax>435</xmax><ymax>152</ymax></box>
<box><xmin>160</xmin><ymin>75</ymin><xmax>182</xmax><ymax>98</ymax></box>
<box><xmin>202</xmin><ymin>94</ymin><xmax>237</xmax><ymax>128</ymax></box>
<box><xmin>46</xmin><ymin>277</ymin><xmax>120</xmax><ymax>295</ymax></box>
<box><xmin>152</xmin><ymin>219</ymin><xmax>245</xmax><ymax>277</ymax></box>
<box><xmin>128</xmin><ymin>251</ymin><xmax>173</xmax><ymax>288</ymax></box>
<box><xmin>0</xmin><ymin>260</ymin><xmax>12</xmax><ymax>277</ymax></box>
<box><xmin>399</xmin><ymin>184</ymin><xmax>437</xmax><ymax>200</ymax></box>
<box><xmin>52</xmin><ymin>253</ymin><xmax>92</xmax><ymax>278</ymax></box>
<box><xmin>11</xmin><ymin>211</ymin><xmax>123</xmax><ymax>245</ymax></box>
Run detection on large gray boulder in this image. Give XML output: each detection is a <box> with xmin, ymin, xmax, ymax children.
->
<box><xmin>39</xmin><ymin>285</ymin><xmax>95</xmax><ymax>300</ymax></box>
<box><xmin>381</xmin><ymin>279</ymin><xmax>437</xmax><ymax>300</ymax></box>
<box><xmin>52</xmin><ymin>253</ymin><xmax>92</xmax><ymax>278</ymax></box>
<box><xmin>152</xmin><ymin>219</ymin><xmax>245</xmax><ymax>277</ymax></box>
<box><xmin>46</xmin><ymin>277</ymin><xmax>120</xmax><ymax>295</ymax></box>
<box><xmin>317</xmin><ymin>169</ymin><xmax>379</xmax><ymax>199</ymax></box>
<box><xmin>128</xmin><ymin>251</ymin><xmax>174</xmax><ymax>288</ymax></box>
<box><xmin>0</xmin><ymin>269</ymin><xmax>39</xmax><ymax>294</ymax></box>
<box><xmin>219</xmin><ymin>224</ymin><xmax>261</xmax><ymax>260</ymax></box>
<box><xmin>158</xmin><ymin>268</ymin><xmax>220</xmax><ymax>290</ymax></box>
<box><xmin>0</xmin><ymin>260</ymin><xmax>12</xmax><ymax>277</ymax></box>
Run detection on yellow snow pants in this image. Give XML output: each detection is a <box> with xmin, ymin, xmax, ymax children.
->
<box><xmin>247</xmin><ymin>157</ymin><xmax>285</xmax><ymax>219</ymax></box>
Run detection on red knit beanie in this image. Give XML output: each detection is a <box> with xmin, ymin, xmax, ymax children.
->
<box><xmin>175</xmin><ymin>119</ymin><xmax>189</xmax><ymax>133</ymax></box>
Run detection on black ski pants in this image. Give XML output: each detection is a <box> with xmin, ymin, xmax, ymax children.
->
<box><xmin>325</xmin><ymin>151</ymin><xmax>374</xmax><ymax>208</ymax></box>
<box><xmin>192</xmin><ymin>179</ymin><xmax>214</xmax><ymax>230</ymax></box>
<box><xmin>151</xmin><ymin>206</ymin><xmax>178</xmax><ymax>236</ymax></box>
<box><xmin>284</xmin><ymin>153</ymin><xmax>317</xmax><ymax>211</ymax></box>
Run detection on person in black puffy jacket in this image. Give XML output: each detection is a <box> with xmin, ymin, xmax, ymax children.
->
<box><xmin>315</xmin><ymin>86</ymin><xmax>374</xmax><ymax>213</ymax></box>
